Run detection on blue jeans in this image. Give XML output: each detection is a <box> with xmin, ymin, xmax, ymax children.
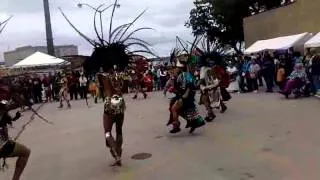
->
<box><xmin>312</xmin><ymin>75</ymin><xmax>320</xmax><ymax>93</ymax></box>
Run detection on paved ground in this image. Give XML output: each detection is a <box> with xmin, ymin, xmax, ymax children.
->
<box><xmin>1</xmin><ymin>92</ymin><xmax>320</xmax><ymax>180</ymax></box>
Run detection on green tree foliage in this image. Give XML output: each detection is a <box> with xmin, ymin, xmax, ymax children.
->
<box><xmin>186</xmin><ymin>0</ymin><xmax>286</xmax><ymax>54</ymax></box>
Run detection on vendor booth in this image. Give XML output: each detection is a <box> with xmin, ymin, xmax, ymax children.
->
<box><xmin>305</xmin><ymin>32</ymin><xmax>320</xmax><ymax>48</ymax></box>
<box><xmin>9</xmin><ymin>51</ymin><xmax>70</xmax><ymax>75</ymax></box>
<box><xmin>12</xmin><ymin>51</ymin><xmax>69</xmax><ymax>68</ymax></box>
<box><xmin>245</xmin><ymin>32</ymin><xmax>312</xmax><ymax>54</ymax></box>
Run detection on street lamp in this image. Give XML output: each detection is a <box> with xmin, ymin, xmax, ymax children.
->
<box><xmin>43</xmin><ymin>0</ymin><xmax>55</xmax><ymax>56</ymax></box>
<box><xmin>77</xmin><ymin>3</ymin><xmax>120</xmax><ymax>11</ymax></box>
<box><xmin>77</xmin><ymin>2</ymin><xmax>120</xmax><ymax>40</ymax></box>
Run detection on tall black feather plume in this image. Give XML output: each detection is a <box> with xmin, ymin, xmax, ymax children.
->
<box><xmin>0</xmin><ymin>16</ymin><xmax>12</xmax><ymax>34</ymax></box>
<box><xmin>59</xmin><ymin>1</ymin><xmax>156</xmax><ymax>74</ymax></box>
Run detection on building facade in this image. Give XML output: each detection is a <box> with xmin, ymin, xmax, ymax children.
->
<box><xmin>243</xmin><ymin>0</ymin><xmax>320</xmax><ymax>47</ymax></box>
<box><xmin>4</xmin><ymin>45</ymin><xmax>78</xmax><ymax>66</ymax></box>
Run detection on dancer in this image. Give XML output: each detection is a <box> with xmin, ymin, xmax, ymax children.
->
<box><xmin>60</xmin><ymin>0</ymin><xmax>156</xmax><ymax>166</ymax></box>
<box><xmin>58</xmin><ymin>74</ymin><xmax>71</xmax><ymax>108</ymax></box>
<box><xmin>212</xmin><ymin>60</ymin><xmax>229</xmax><ymax>113</ymax></box>
<box><xmin>199</xmin><ymin>56</ymin><xmax>218</xmax><ymax>122</ymax></box>
<box><xmin>167</xmin><ymin>57</ymin><xmax>205</xmax><ymax>134</ymax></box>
<box><xmin>132</xmin><ymin>58</ymin><xmax>149</xmax><ymax>99</ymax></box>
<box><xmin>0</xmin><ymin>17</ymin><xmax>31</xmax><ymax>180</ymax></box>
<box><xmin>0</xmin><ymin>101</ymin><xmax>30</xmax><ymax>180</ymax></box>
<box><xmin>0</xmin><ymin>80</ymin><xmax>33</xmax><ymax>180</ymax></box>
<box><xmin>97</xmin><ymin>69</ymin><xmax>126</xmax><ymax>166</ymax></box>
<box><xmin>132</xmin><ymin>71</ymin><xmax>147</xmax><ymax>99</ymax></box>
<box><xmin>94</xmin><ymin>70</ymin><xmax>105</xmax><ymax>104</ymax></box>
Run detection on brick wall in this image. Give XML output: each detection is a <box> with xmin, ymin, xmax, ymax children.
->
<box><xmin>243</xmin><ymin>0</ymin><xmax>320</xmax><ymax>47</ymax></box>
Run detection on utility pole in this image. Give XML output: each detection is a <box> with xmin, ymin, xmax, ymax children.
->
<box><xmin>43</xmin><ymin>0</ymin><xmax>55</xmax><ymax>56</ymax></box>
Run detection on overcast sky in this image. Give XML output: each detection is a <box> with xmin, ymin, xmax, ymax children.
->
<box><xmin>0</xmin><ymin>0</ymin><xmax>194</xmax><ymax>61</ymax></box>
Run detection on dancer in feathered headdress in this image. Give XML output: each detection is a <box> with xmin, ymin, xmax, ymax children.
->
<box><xmin>130</xmin><ymin>56</ymin><xmax>148</xmax><ymax>99</ymax></box>
<box><xmin>166</xmin><ymin>36</ymin><xmax>205</xmax><ymax>134</ymax></box>
<box><xmin>198</xmin><ymin>47</ymin><xmax>229</xmax><ymax>123</ymax></box>
<box><xmin>60</xmin><ymin>0</ymin><xmax>156</xmax><ymax>166</ymax></box>
<box><xmin>0</xmin><ymin>18</ymin><xmax>32</xmax><ymax>180</ymax></box>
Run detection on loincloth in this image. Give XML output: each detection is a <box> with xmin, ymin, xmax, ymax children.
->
<box><xmin>104</xmin><ymin>95</ymin><xmax>126</xmax><ymax>116</ymax></box>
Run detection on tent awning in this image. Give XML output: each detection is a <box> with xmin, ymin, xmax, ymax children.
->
<box><xmin>245</xmin><ymin>32</ymin><xmax>312</xmax><ymax>54</ymax></box>
<box><xmin>305</xmin><ymin>32</ymin><xmax>320</xmax><ymax>48</ymax></box>
<box><xmin>12</xmin><ymin>52</ymin><xmax>69</xmax><ymax>68</ymax></box>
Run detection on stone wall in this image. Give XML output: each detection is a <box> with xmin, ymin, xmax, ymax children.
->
<box><xmin>243</xmin><ymin>0</ymin><xmax>320</xmax><ymax>47</ymax></box>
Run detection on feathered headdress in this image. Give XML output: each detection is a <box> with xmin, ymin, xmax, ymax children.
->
<box><xmin>130</xmin><ymin>55</ymin><xmax>149</xmax><ymax>73</ymax></box>
<box><xmin>171</xmin><ymin>36</ymin><xmax>203</xmax><ymax>68</ymax></box>
<box><xmin>199</xmin><ymin>51</ymin><xmax>223</xmax><ymax>67</ymax></box>
<box><xmin>0</xmin><ymin>16</ymin><xmax>12</xmax><ymax>34</ymax></box>
<box><xmin>59</xmin><ymin>0</ymin><xmax>157</xmax><ymax>73</ymax></box>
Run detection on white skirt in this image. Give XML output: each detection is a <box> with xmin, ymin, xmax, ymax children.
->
<box><xmin>227</xmin><ymin>77</ymin><xmax>239</xmax><ymax>93</ymax></box>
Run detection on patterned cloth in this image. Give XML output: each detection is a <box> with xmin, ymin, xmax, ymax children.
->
<box><xmin>176</xmin><ymin>72</ymin><xmax>195</xmax><ymax>90</ymax></box>
<box><xmin>199</xmin><ymin>67</ymin><xmax>221</xmax><ymax>108</ymax></box>
<box><xmin>104</xmin><ymin>95</ymin><xmax>126</xmax><ymax>115</ymax></box>
<box><xmin>182</xmin><ymin>108</ymin><xmax>203</xmax><ymax>123</ymax></box>
<box><xmin>174</xmin><ymin>72</ymin><xmax>197</xmax><ymax>109</ymax></box>
<box><xmin>288</xmin><ymin>63</ymin><xmax>308</xmax><ymax>82</ymax></box>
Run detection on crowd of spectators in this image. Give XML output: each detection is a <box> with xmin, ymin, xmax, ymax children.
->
<box><xmin>6</xmin><ymin>71</ymin><xmax>89</xmax><ymax>104</ymax></box>
<box><xmin>233</xmin><ymin>48</ymin><xmax>320</xmax><ymax>98</ymax></box>
<box><xmin>5</xmin><ymin>48</ymin><xmax>318</xmax><ymax>106</ymax></box>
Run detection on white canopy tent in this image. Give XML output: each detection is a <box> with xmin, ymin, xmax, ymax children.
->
<box><xmin>244</xmin><ymin>32</ymin><xmax>312</xmax><ymax>54</ymax></box>
<box><xmin>12</xmin><ymin>51</ymin><xmax>69</xmax><ymax>68</ymax></box>
<box><xmin>305</xmin><ymin>32</ymin><xmax>320</xmax><ymax>48</ymax></box>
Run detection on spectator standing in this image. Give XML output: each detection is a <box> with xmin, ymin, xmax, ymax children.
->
<box><xmin>159</xmin><ymin>67</ymin><xmax>168</xmax><ymax>90</ymax></box>
<box><xmin>156</xmin><ymin>67</ymin><xmax>161</xmax><ymax>90</ymax></box>
<box><xmin>42</xmin><ymin>74</ymin><xmax>52</xmax><ymax>102</ymax></box>
<box><xmin>32</xmin><ymin>75</ymin><xmax>42</xmax><ymax>103</ymax></box>
<box><xmin>53</xmin><ymin>72</ymin><xmax>61</xmax><ymax>101</ymax></box>
<box><xmin>249</xmin><ymin>59</ymin><xmax>260</xmax><ymax>93</ymax></box>
<box><xmin>276</xmin><ymin>64</ymin><xmax>286</xmax><ymax>90</ymax></box>
<box><xmin>310</xmin><ymin>55</ymin><xmax>320</xmax><ymax>96</ymax></box>
<box><xmin>238</xmin><ymin>56</ymin><xmax>246</xmax><ymax>92</ymax></box>
<box><xmin>261</xmin><ymin>53</ymin><xmax>275</xmax><ymax>92</ymax></box>
<box><xmin>68</xmin><ymin>72</ymin><xmax>78</xmax><ymax>100</ymax></box>
<box><xmin>79</xmin><ymin>72</ymin><xmax>88</xmax><ymax>99</ymax></box>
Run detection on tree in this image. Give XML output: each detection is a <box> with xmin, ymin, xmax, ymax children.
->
<box><xmin>186</xmin><ymin>0</ymin><xmax>284</xmax><ymax>54</ymax></box>
<box><xmin>185</xmin><ymin>0</ymin><xmax>222</xmax><ymax>52</ymax></box>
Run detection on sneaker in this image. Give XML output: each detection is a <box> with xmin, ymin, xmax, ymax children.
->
<box><xmin>254</xmin><ymin>90</ymin><xmax>258</xmax><ymax>93</ymax></box>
